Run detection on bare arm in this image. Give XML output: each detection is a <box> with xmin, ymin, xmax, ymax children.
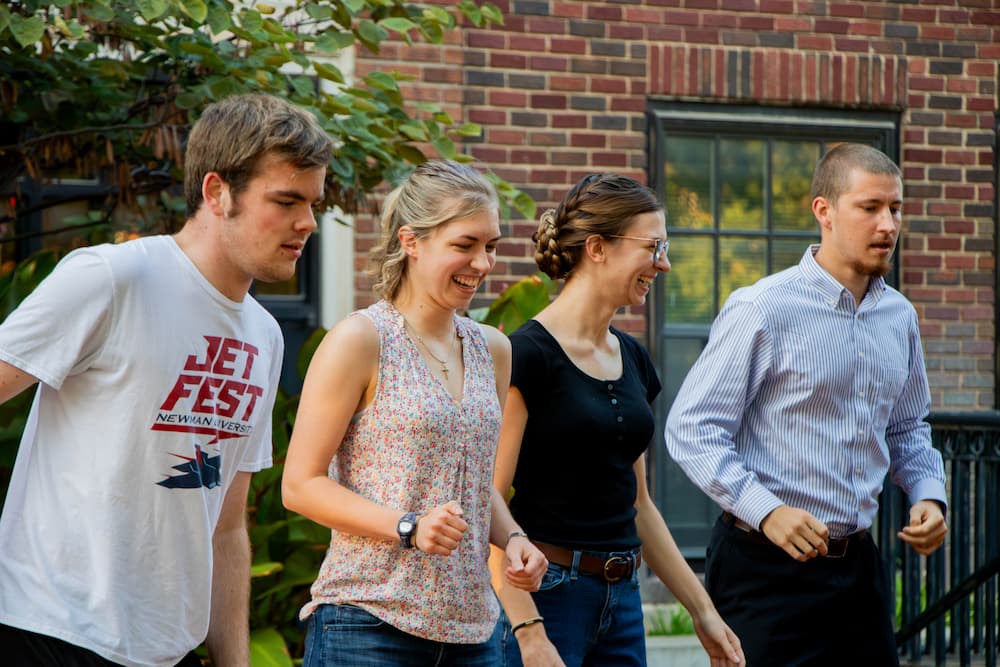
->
<box><xmin>489</xmin><ymin>386</ymin><xmax>565</xmax><ymax>667</ymax></box>
<box><xmin>0</xmin><ymin>360</ymin><xmax>38</xmax><ymax>405</ymax></box>
<box><xmin>206</xmin><ymin>471</ymin><xmax>252</xmax><ymax>667</ymax></box>
<box><xmin>281</xmin><ymin>316</ymin><xmax>467</xmax><ymax>554</ymax></box>
<box><xmin>634</xmin><ymin>455</ymin><xmax>744</xmax><ymax>666</ymax></box>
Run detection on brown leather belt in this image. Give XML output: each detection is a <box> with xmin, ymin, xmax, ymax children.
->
<box><xmin>721</xmin><ymin>512</ymin><xmax>867</xmax><ymax>559</ymax></box>
<box><xmin>532</xmin><ymin>540</ymin><xmax>642</xmax><ymax>582</ymax></box>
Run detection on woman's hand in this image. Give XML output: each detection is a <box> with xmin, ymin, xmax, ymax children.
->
<box><xmin>692</xmin><ymin>609</ymin><xmax>745</xmax><ymax>667</ymax></box>
<box><xmin>414</xmin><ymin>501</ymin><xmax>468</xmax><ymax>556</ymax></box>
<box><xmin>503</xmin><ymin>535</ymin><xmax>547</xmax><ymax>591</ymax></box>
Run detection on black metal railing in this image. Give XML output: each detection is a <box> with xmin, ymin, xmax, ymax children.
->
<box><xmin>880</xmin><ymin>411</ymin><xmax>1000</xmax><ymax>667</ymax></box>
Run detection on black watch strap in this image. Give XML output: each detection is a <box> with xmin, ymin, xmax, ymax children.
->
<box><xmin>397</xmin><ymin>511</ymin><xmax>418</xmax><ymax>549</ymax></box>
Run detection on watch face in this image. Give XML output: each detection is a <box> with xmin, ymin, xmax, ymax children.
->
<box><xmin>399</xmin><ymin>520</ymin><xmax>414</xmax><ymax>533</ymax></box>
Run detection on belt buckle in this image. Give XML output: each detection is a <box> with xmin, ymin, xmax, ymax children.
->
<box><xmin>824</xmin><ymin>538</ymin><xmax>849</xmax><ymax>559</ymax></box>
<box><xmin>603</xmin><ymin>554</ymin><xmax>631</xmax><ymax>582</ymax></box>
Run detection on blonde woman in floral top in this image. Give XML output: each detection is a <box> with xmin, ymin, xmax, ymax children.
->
<box><xmin>282</xmin><ymin>160</ymin><xmax>547</xmax><ymax>666</ymax></box>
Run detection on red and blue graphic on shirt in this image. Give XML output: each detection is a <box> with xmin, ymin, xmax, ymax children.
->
<box><xmin>153</xmin><ymin>335</ymin><xmax>265</xmax><ymax>489</ymax></box>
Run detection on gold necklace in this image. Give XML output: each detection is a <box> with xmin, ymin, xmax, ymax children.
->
<box><xmin>402</xmin><ymin>317</ymin><xmax>457</xmax><ymax>380</ymax></box>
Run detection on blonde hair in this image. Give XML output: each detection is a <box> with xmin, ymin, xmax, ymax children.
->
<box><xmin>368</xmin><ymin>160</ymin><xmax>499</xmax><ymax>300</ymax></box>
<box><xmin>534</xmin><ymin>173</ymin><xmax>662</xmax><ymax>280</ymax></box>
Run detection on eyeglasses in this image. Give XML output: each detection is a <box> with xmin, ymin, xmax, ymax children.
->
<box><xmin>604</xmin><ymin>235</ymin><xmax>670</xmax><ymax>263</ymax></box>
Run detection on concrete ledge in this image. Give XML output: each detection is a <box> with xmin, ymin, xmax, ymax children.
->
<box><xmin>645</xmin><ymin>635</ymin><xmax>708</xmax><ymax>667</ymax></box>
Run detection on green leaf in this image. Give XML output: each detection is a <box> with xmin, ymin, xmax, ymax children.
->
<box><xmin>304</xmin><ymin>2</ymin><xmax>333</xmax><ymax>20</ymax></box>
<box><xmin>395</xmin><ymin>143</ymin><xmax>426</xmax><ymax>165</ymax></box>
<box><xmin>206</xmin><ymin>5</ymin><xmax>232</xmax><ymax>34</ymax></box>
<box><xmin>468</xmin><ymin>273</ymin><xmax>554</xmax><ymax>333</ymax></box>
<box><xmin>365</xmin><ymin>70</ymin><xmax>399</xmax><ymax>93</ymax></box>
<box><xmin>379</xmin><ymin>17</ymin><xmax>417</xmax><ymax>35</ymax></box>
<box><xmin>178</xmin><ymin>0</ymin><xmax>208</xmax><ymax>23</ymax></box>
<box><xmin>9</xmin><ymin>15</ymin><xmax>45</xmax><ymax>48</ymax></box>
<box><xmin>313</xmin><ymin>61</ymin><xmax>344</xmax><ymax>84</ymax></box>
<box><xmin>481</xmin><ymin>3</ymin><xmax>505</xmax><ymax>25</ymax></box>
<box><xmin>175</xmin><ymin>92</ymin><xmax>202</xmax><ymax>109</ymax></box>
<box><xmin>83</xmin><ymin>3</ymin><xmax>115</xmax><ymax>21</ymax></box>
<box><xmin>398</xmin><ymin>123</ymin><xmax>426</xmax><ymax>141</ymax></box>
<box><xmin>315</xmin><ymin>30</ymin><xmax>354</xmax><ymax>54</ymax></box>
<box><xmin>136</xmin><ymin>0</ymin><xmax>168</xmax><ymax>21</ymax></box>
<box><xmin>355</xmin><ymin>19</ymin><xmax>387</xmax><ymax>52</ymax></box>
<box><xmin>0</xmin><ymin>8</ymin><xmax>10</xmax><ymax>34</ymax></box>
<box><xmin>240</xmin><ymin>9</ymin><xmax>262</xmax><ymax>32</ymax></box>
<box><xmin>454</xmin><ymin>122</ymin><xmax>482</xmax><ymax>138</ymax></box>
<box><xmin>251</xmin><ymin>561</ymin><xmax>284</xmax><ymax>578</ymax></box>
<box><xmin>249</xmin><ymin>627</ymin><xmax>293</xmax><ymax>667</ymax></box>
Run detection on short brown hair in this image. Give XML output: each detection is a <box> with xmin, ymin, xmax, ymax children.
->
<box><xmin>184</xmin><ymin>94</ymin><xmax>333</xmax><ymax>216</ymax></box>
<box><xmin>810</xmin><ymin>143</ymin><xmax>900</xmax><ymax>205</ymax></box>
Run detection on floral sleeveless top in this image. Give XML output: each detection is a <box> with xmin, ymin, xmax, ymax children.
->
<box><xmin>300</xmin><ymin>300</ymin><xmax>502</xmax><ymax>643</ymax></box>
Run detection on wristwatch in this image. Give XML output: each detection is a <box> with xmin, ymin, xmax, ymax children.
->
<box><xmin>397</xmin><ymin>512</ymin><xmax>418</xmax><ymax>549</ymax></box>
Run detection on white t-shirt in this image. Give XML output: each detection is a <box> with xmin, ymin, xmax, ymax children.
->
<box><xmin>0</xmin><ymin>236</ymin><xmax>280</xmax><ymax>667</ymax></box>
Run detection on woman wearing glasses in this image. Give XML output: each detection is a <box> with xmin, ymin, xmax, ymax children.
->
<box><xmin>492</xmin><ymin>173</ymin><xmax>744</xmax><ymax>667</ymax></box>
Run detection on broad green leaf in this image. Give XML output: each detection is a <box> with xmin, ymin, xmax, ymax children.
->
<box><xmin>365</xmin><ymin>71</ymin><xmax>399</xmax><ymax>92</ymax></box>
<box><xmin>206</xmin><ymin>5</ymin><xmax>232</xmax><ymax>34</ymax></box>
<box><xmin>395</xmin><ymin>143</ymin><xmax>426</xmax><ymax>165</ymax></box>
<box><xmin>422</xmin><ymin>6</ymin><xmax>452</xmax><ymax>25</ymax></box>
<box><xmin>343</xmin><ymin>0</ymin><xmax>367</xmax><ymax>14</ymax></box>
<box><xmin>249</xmin><ymin>628</ymin><xmax>293</xmax><ymax>667</ymax></box>
<box><xmin>136</xmin><ymin>0</ymin><xmax>168</xmax><ymax>21</ymax></box>
<box><xmin>304</xmin><ymin>3</ymin><xmax>333</xmax><ymax>20</ymax></box>
<box><xmin>175</xmin><ymin>91</ymin><xmax>202</xmax><ymax>109</ymax></box>
<box><xmin>379</xmin><ymin>17</ymin><xmax>417</xmax><ymax>35</ymax></box>
<box><xmin>240</xmin><ymin>9</ymin><xmax>262</xmax><ymax>33</ymax></box>
<box><xmin>315</xmin><ymin>30</ymin><xmax>354</xmax><ymax>54</ymax></box>
<box><xmin>398</xmin><ymin>123</ymin><xmax>426</xmax><ymax>141</ymax></box>
<box><xmin>178</xmin><ymin>0</ymin><xmax>208</xmax><ymax>23</ymax></box>
<box><xmin>313</xmin><ymin>62</ymin><xmax>344</xmax><ymax>84</ymax></box>
<box><xmin>432</xmin><ymin>135</ymin><xmax>457</xmax><ymax>159</ymax></box>
<box><xmin>355</xmin><ymin>19</ymin><xmax>387</xmax><ymax>51</ymax></box>
<box><xmin>0</xmin><ymin>8</ymin><xmax>9</xmax><ymax>34</ymax></box>
<box><xmin>83</xmin><ymin>3</ymin><xmax>115</xmax><ymax>21</ymax></box>
<box><xmin>9</xmin><ymin>15</ymin><xmax>45</xmax><ymax>48</ymax></box>
<box><xmin>468</xmin><ymin>273</ymin><xmax>554</xmax><ymax>333</ymax></box>
<box><xmin>482</xmin><ymin>3</ymin><xmax>505</xmax><ymax>25</ymax></box>
<box><xmin>454</xmin><ymin>122</ymin><xmax>482</xmax><ymax>137</ymax></box>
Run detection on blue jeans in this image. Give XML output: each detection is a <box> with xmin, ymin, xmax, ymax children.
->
<box><xmin>500</xmin><ymin>559</ymin><xmax>646</xmax><ymax>667</ymax></box>
<box><xmin>302</xmin><ymin>603</ymin><xmax>501</xmax><ymax>667</ymax></box>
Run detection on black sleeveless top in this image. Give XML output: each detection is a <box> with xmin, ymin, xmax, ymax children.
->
<box><xmin>508</xmin><ymin>319</ymin><xmax>661</xmax><ymax>552</ymax></box>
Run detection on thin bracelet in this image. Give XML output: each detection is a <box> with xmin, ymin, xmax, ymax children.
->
<box><xmin>507</xmin><ymin>530</ymin><xmax>529</xmax><ymax>547</ymax></box>
<box><xmin>511</xmin><ymin>615</ymin><xmax>544</xmax><ymax>635</ymax></box>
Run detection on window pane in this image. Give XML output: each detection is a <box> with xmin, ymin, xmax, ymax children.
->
<box><xmin>664</xmin><ymin>135</ymin><xmax>713</xmax><ymax>231</ymax></box>
<box><xmin>719</xmin><ymin>138</ymin><xmax>764</xmax><ymax>231</ymax></box>
<box><xmin>255</xmin><ymin>275</ymin><xmax>302</xmax><ymax>297</ymax></box>
<box><xmin>664</xmin><ymin>235</ymin><xmax>714</xmax><ymax>325</ymax></box>
<box><xmin>719</xmin><ymin>236</ymin><xmax>766</xmax><ymax>305</ymax></box>
<box><xmin>772</xmin><ymin>141</ymin><xmax>820</xmax><ymax>231</ymax></box>
<box><xmin>771</xmin><ymin>237</ymin><xmax>816</xmax><ymax>272</ymax></box>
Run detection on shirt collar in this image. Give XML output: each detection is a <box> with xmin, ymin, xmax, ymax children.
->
<box><xmin>799</xmin><ymin>244</ymin><xmax>887</xmax><ymax>310</ymax></box>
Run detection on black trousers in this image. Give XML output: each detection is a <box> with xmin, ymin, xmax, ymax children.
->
<box><xmin>0</xmin><ymin>624</ymin><xmax>203</xmax><ymax>667</ymax></box>
<box><xmin>705</xmin><ymin>516</ymin><xmax>899</xmax><ymax>667</ymax></box>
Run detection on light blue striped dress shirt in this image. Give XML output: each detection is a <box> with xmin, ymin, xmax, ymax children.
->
<box><xmin>665</xmin><ymin>245</ymin><xmax>947</xmax><ymax>538</ymax></box>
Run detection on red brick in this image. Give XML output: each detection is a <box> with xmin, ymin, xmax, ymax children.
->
<box><xmin>490</xmin><ymin>52</ymin><xmax>526</xmax><ymax>68</ymax></box>
<box><xmin>489</xmin><ymin>90</ymin><xmax>528</xmax><ymax>107</ymax></box>
<box><xmin>928</xmin><ymin>237</ymin><xmax>962</xmax><ymax>251</ymax></box>
<box><xmin>928</xmin><ymin>202</ymin><xmax>962</xmax><ymax>216</ymax></box>
<box><xmin>550</xmin><ymin>75</ymin><xmax>587</xmax><ymax>92</ymax></box>
<box><xmin>592</xmin><ymin>77</ymin><xmax>628</xmax><ymax>94</ymax></box>
<box><xmin>797</xmin><ymin>35</ymin><xmax>833</xmax><ymax>50</ymax></box>
<box><xmin>550</xmin><ymin>38</ymin><xmax>587</xmax><ymax>54</ymax></box>
<box><xmin>530</xmin><ymin>94</ymin><xmax>567</xmax><ymax>109</ymax></box>
<box><xmin>469</xmin><ymin>109</ymin><xmax>506</xmax><ymax>124</ymax></box>
<box><xmin>761</xmin><ymin>0</ymin><xmax>795</xmax><ymax>12</ymax></box>
<box><xmin>830</xmin><ymin>2</ymin><xmax>864</xmax><ymax>18</ymax></box>
<box><xmin>570</xmin><ymin>133</ymin><xmax>606</xmax><ymax>148</ymax></box>
<box><xmin>944</xmin><ymin>150</ymin><xmax>977</xmax><ymax>166</ymax></box>
<box><xmin>509</xmin><ymin>35</ymin><xmax>545</xmax><ymax>51</ymax></box>
<box><xmin>848</xmin><ymin>21</ymin><xmax>881</xmax><ymax>37</ymax></box>
<box><xmin>487</xmin><ymin>129</ymin><xmax>526</xmax><ymax>145</ymax></box>
<box><xmin>529</xmin><ymin>56</ymin><xmax>569</xmax><ymax>72</ymax></box>
<box><xmin>945</xmin><ymin>185</ymin><xmax>976</xmax><ymax>199</ymax></box>
<box><xmin>921</xmin><ymin>25</ymin><xmax>957</xmax><ymax>40</ymax></box>
<box><xmin>551</xmin><ymin>114</ymin><xmax>587</xmax><ymax>129</ymax></box>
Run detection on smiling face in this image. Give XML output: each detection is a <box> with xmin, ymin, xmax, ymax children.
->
<box><xmin>404</xmin><ymin>207</ymin><xmax>501</xmax><ymax>311</ymax></box>
<box><xmin>217</xmin><ymin>152</ymin><xmax>326</xmax><ymax>289</ymax></box>
<box><xmin>603</xmin><ymin>210</ymin><xmax>671</xmax><ymax>307</ymax></box>
<box><xmin>813</xmin><ymin>167</ymin><xmax>901</xmax><ymax>297</ymax></box>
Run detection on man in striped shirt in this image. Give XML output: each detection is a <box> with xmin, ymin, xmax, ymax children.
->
<box><xmin>665</xmin><ymin>143</ymin><xmax>947</xmax><ymax>666</ymax></box>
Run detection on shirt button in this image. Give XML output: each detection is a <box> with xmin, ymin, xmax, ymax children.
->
<box><xmin>607</xmin><ymin>384</ymin><xmax>614</xmax><ymax>391</ymax></box>
<box><xmin>855</xmin><ymin>467</ymin><xmax>863</xmax><ymax>474</ymax></box>
<box><xmin>858</xmin><ymin>391</ymin><xmax>865</xmax><ymax>398</ymax></box>
<box><xmin>616</xmin><ymin>416</ymin><xmax>623</xmax><ymax>423</ymax></box>
<box><xmin>611</xmin><ymin>398</ymin><xmax>618</xmax><ymax>405</ymax></box>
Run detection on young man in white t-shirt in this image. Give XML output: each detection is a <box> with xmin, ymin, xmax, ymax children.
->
<box><xmin>0</xmin><ymin>94</ymin><xmax>333</xmax><ymax>667</ymax></box>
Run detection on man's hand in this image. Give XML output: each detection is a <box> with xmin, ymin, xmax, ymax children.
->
<box><xmin>515</xmin><ymin>622</ymin><xmax>566</xmax><ymax>667</ymax></box>
<box><xmin>414</xmin><ymin>501</ymin><xmax>468</xmax><ymax>556</ymax></box>
<box><xmin>504</xmin><ymin>536</ymin><xmax>547</xmax><ymax>591</ymax></box>
<box><xmin>898</xmin><ymin>500</ymin><xmax>947</xmax><ymax>555</ymax></box>
<box><xmin>760</xmin><ymin>505</ymin><xmax>830</xmax><ymax>561</ymax></box>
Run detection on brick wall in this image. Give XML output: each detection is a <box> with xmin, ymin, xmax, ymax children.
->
<box><xmin>357</xmin><ymin>0</ymin><xmax>1000</xmax><ymax>409</ymax></box>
